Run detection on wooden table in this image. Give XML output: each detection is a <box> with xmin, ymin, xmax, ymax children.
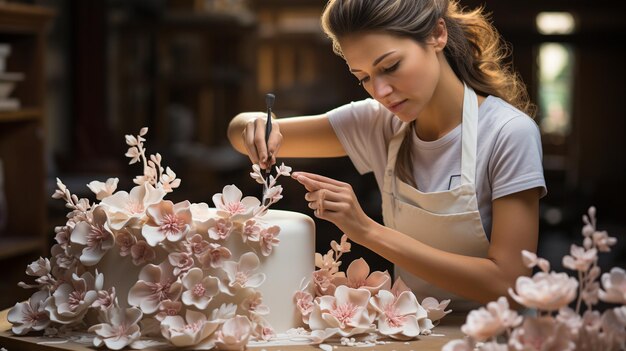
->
<box><xmin>0</xmin><ymin>308</ymin><xmax>465</xmax><ymax>350</ymax></box>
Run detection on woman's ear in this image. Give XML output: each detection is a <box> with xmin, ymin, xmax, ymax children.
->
<box><xmin>431</xmin><ymin>18</ymin><xmax>448</xmax><ymax>52</ymax></box>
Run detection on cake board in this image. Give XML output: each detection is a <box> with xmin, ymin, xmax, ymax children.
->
<box><xmin>0</xmin><ymin>308</ymin><xmax>465</xmax><ymax>350</ymax></box>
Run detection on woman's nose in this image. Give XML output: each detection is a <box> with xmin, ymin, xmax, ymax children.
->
<box><xmin>371</xmin><ymin>76</ymin><xmax>393</xmax><ymax>99</ymax></box>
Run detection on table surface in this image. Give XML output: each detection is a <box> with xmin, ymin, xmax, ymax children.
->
<box><xmin>0</xmin><ymin>307</ymin><xmax>465</xmax><ymax>350</ymax></box>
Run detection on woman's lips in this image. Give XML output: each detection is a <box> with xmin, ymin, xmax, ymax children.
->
<box><xmin>387</xmin><ymin>99</ymin><xmax>407</xmax><ymax>113</ymax></box>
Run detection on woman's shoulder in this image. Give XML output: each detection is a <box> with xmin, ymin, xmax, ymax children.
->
<box><xmin>479</xmin><ymin>96</ymin><xmax>540</xmax><ymax>136</ymax></box>
<box><xmin>328</xmin><ymin>98</ymin><xmax>403</xmax><ymax>133</ymax></box>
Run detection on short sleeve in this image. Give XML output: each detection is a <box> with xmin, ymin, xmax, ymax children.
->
<box><xmin>327</xmin><ymin>99</ymin><xmax>394</xmax><ymax>175</ymax></box>
<box><xmin>489</xmin><ymin>115</ymin><xmax>547</xmax><ymax>200</ymax></box>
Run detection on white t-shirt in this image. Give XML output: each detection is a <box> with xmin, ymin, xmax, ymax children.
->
<box><xmin>327</xmin><ymin>96</ymin><xmax>547</xmax><ymax>240</ymax></box>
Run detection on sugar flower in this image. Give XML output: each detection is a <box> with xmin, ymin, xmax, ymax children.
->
<box><xmin>199</xmin><ymin>243</ymin><xmax>232</xmax><ymax>269</ymax></box>
<box><xmin>259</xmin><ymin>225</ymin><xmax>280</xmax><ymax>256</ymax></box>
<box><xmin>130</xmin><ymin>240</ymin><xmax>156</xmax><ymax>266</ymax></box>
<box><xmin>508</xmin><ymin>271</ymin><xmax>578</xmax><ymax>311</ymax></box>
<box><xmin>8</xmin><ymin>290</ymin><xmax>50</xmax><ymax>335</ymax></box>
<box><xmin>142</xmin><ymin>200</ymin><xmax>192</xmax><ymax>246</ymax></box>
<box><xmin>92</xmin><ymin>287</ymin><xmax>116</xmax><ymax>311</ymax></box>
<box><xmin>421</xmin><ymin>296</ymin><xmax>452</xmax><ymax>322</ymax></box>
<box><xmin>442</xmin><ymin>339</ymin><xmax>473</xmax><ymax>351</ymax></box>
<box><xmin>70</xmin><ymin>206</ymin><xmax>114</xmax><ymax>266</ymax></box>
<box><xmin>370</xmin><ymin>289</ymin><xmax>426</xmax><ymax>340</ymax></box>
<box><xmin>26</xmin><ymin>257</ymin><xmax>51</xmax><ymax>277</ymax></box>
<box><xmin>221</xmin><ymin>252</ymin><xmax>266</xmax><ymax>293</ymax></box>
<box><xmin>562</xmin><ymin>244</ymin><xmax>597</xmax><ymax>272</ymax></box>
<box><xmin>214</xmin><ymin>315</ymin><xmax>252</xmax><ymax>351</ymax></box>
<box><xmin>308</xmin><ymin>285</ymin><xmax>376</xmax><ymax>337</ymax></box>
<box><xmin>212</xmin><ymin>185</ymin><xmax>260</xmax><ymax>222</ymax></box>
<box><xmin>207</xmin><ymin>217</ymin><xmax>233</xmax><ymax>241</ymax></box>
<box><xmin>240</xmin><ymin>291</ymin><xmax>270</xmax><ymax>315</ymax></box>
<box><xmin>509</xmin><ymin>316</ymin><xmax>575</xmax><ymax>351</ymax></box>
<box><xmin>294</xmin><ymin>290</ymin><xmax>314</xmax><ymax>323</ymax></box>
<box><xmin>155</xmin><ymin>299</ymin><xmax>182</xmax><ymax>322</ymax></box>
<box><xmin>45</xmin><ymin>271</ymin><xmax>103</xmax><ymax>324</ymax></box>
<box><xmin>599</xmin><ymin>267</ymin><xmax>626</xmax><ymax>304</ymax></box>
<box><xmin>161</xmin><ymin>309</ymin><xmax>220</xmax><ymax>347</ymax></box>
<box><xmin>461</xmin><ymin>297</ymin><xmax>521</xmax><ymax>342</ymax></box>
<box><xmin>115</xmin><ymin>229</ymin><xmax>136</xmax><ymax>257</ymax></box>
<box><xmin>241</xmin><ymin>219</ymin><xmax>261</xmax><ymax>243</ymax></box>
<box><xmin>333</xmin><ymin>258</ymin><xmax>391</xmax><ymax>295</ymax></box>
<box><xmin>168</xmin><ymin>252</ymin><xmax>194</xmax><ymax>276</ymax></box>
<box><xmin>181</xmin><ymin>268</ymin><xmax>219</xmax><ymax>309</ymax></box>
<box><xmin>128</xmin><ymin>261</ymin><xmax>183</xmax><ymax>314</ymax></box>
<box><xmin>184</xmin><ymin>233</ymin><xmax>210</xmax><ymax>257</ymax></box>
<box><xmin>88</xmin><ymin>306</ymin><xmax>142</xmax><ymax>350</ymax></box>
<box><xmin>100</xmin><ymin>182</ymin><xmax>166</xmax><ymax>230</ymax></box>
<box><xmin>87</xmin><ymin>178</ymin><xmax>119</xmax><ymax>200</ymax></box>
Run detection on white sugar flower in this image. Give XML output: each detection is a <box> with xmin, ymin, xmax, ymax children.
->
<box><xmin>161</xmin><ymin>310</ymin><xmax>220</xmax><ymax>347</ymax></box>
<box><xmin>181</xmin><ymin>268</ymin><xmax>219</xmax><ymax>309</ymax></box>
<box><xmin>70</xmin><ymin>206</ymin><xmax>114</xmax><ymax>266</ymax></box>
<box><xmin>88</xmin><ymin>307</ymin><xmax>142</xmax><ymax>350</ymax></box>
<box><xmin>8</xmin><ymin>291</ymin><xmax>50</xmax><ymax>335</ymax></box>
<box><xmin>221</xmin><ymin>252</ymin><xmax>266</xmax><ymax>293</ymax></box>
<box><xmin>87</xmin><ymin>178</ymin><xmax>119</xmax><ymax>200</ymax></box>
<box><xmin>599</xmin><ymin>267</ymin><xmax>626</xmax><ymax>304</ymax></box>
<box><xmin>508</xmin><ymin>272</ymin><xmax>578</xmax><ymax>311</ymax></box>
<box><xmin>370</xmin><ymin>289</ymin><xmax>426</xmax><ymax>340</ymax></box>
<box><xmin>212</xmin><ymin>185</ymin><xmax>260</xmax><ymax>222</ymax></box>
<box><xmin>100</xmin><ymin>182</ymin><xmax>166</xmax><ymax>230</ymax></box>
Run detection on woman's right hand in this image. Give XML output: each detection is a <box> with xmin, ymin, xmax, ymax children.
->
<box><xmin>241</xmin><ymin>112</ymin><xmax>282</xmax><ymax>170</ymax></box>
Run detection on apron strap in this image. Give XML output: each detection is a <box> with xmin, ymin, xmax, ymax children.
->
<box><xmin>461</xmin><ymin>83</ymin><xmax>478</xmax><ymax>185</ymax></box>
<box><xmin>383</xmin><ymin>83</ymin><xmax>479</xmax><ymax>192</ymax></box>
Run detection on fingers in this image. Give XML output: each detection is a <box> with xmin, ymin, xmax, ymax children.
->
<box><xmin>244</xmin><ymin>117</ymin><xmax>281</xmax><ymax>169</ymax></box>
<box><xmin>292</xmin><ymin>172</ymin><xmax>345</xmax><ymax>193</ymax></box>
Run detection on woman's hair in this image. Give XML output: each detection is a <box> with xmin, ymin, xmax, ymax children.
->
<box><xmin>322</xmin><ymin>0</ymin><xmax>534</xmax><ymax>188</ymax></box>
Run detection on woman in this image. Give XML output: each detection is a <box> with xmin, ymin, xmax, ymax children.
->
<box><xmin>228</xmin><ymin>0</ymin><xmax>546</xmax><ymax>310</ymax></box>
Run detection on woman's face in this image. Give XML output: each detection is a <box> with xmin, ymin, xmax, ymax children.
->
<box><xmin>339</xmin><ymin>32</ymin><xmax>441</xmax><ymax>122</ymax></box>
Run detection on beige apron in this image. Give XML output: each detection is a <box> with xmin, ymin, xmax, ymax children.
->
<box><xmin>381</xmin><ymin>84</ymin><xmax>490</xmax><ymax>311</ymax></box>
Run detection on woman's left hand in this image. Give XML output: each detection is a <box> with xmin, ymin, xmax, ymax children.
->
<box><xmin>291</xmin><ymin>171</ymin><xmax>375</xmax><ymax>243</ymax></box>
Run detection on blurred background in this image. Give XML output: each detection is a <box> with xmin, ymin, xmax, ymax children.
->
<box><xmin>0</xmin><ymin>0</ymin><xmax>624</xmax><ymax>309</ymax></box>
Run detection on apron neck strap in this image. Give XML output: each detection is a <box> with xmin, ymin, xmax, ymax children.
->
<box><xmin>383</xmin><ymin>83</ymin><xmax>479</xmax><ymax>192</ymax></box>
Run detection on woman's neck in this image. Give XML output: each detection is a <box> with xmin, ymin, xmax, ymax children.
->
<box><xmin>414</xmin><ymin>57</ymin><xmax>465</xmax><ymax>142</ymax></box>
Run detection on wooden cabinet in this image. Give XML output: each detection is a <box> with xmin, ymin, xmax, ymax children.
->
<box><xmin>0</xmin><ymin>3</ymin><xmax>54</xmax><ymax>309</ymax></box>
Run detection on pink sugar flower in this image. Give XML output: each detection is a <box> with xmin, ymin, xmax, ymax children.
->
<box><xmin>461</xmin><ymin>297</ymin><xmax>521</xmax><ymax>342</ymax></box>
<box><xmin>333</xmin><ymin>258</ymin><xmax>391</xmax><ymax>295</ymax></box>
<box><xmin>8</xmin><ymin>290</ymin><xmax>50</xmax><ymax>335</ymax></box>
<box><xmin>370</xmin><ymin>289</ymin><xmax>427</xmax><ymax>340</ymax></box>
<box><xmin>161</xmin><ymin>310</ymin><xmax>220</xmax><ymax>347</ymax></box>
<box><xmin>308</xmin><ymin>285</ymin><xmax>375</xmax><ymax>337</ymax></box>
<box><xmin>212</xmin><ymin>185</ymin><xmax>260</xmax><ymax>222</ymax></box>
<box><xmin>259</xmin><ymin>225</ymin><xmax>280</xmax><ymax>256</ymax></box>
<box><xmin>199</xmin><ymin>243</ymin><xmax>232</xmax><ymax>269</ymax></box>
<box><xmin>130</xmin><ymin>240</ymin><xmax>156</xmax><ymax>266</ymax></box>
<box><xmin>508</xmin><ymin>272</ymin><xmax>578</xmax><ymax>311</ymax></box>
<box><xmin>88</xmin><ymin>306</ymin><xmax>142</xmax><ymax>350</ymax></box>
<box><xmin>168</xmin><ymin>252</ymin><xmax>195</xmax><ymax>277</ymax></box>
<box><xmin>115</xmin><ymin>229</ymin><xmax>136</xmax><ymax>257</ymax></box>
<box><xmin>184</xmin><ymin>233</ymin><xmax>210</xmax><ymax>257</ymax></box>
<box><xmin>221</xmin><ymin>252</ymin><xmax>266</xmax><ymax>293</ymax></box>
<box><xmin>128</xmin><ymin>261</ymin><xmax>183</xmax><ymax>314</ymax></box>
<box><xmin>294</xmin><ymin>290</ymin><xmax>314</xmax><ymax>323</ymax></box>
<box><xmin>240</xmin><ymin>291</ymin><xmax>270</xmax><ymax>315</ymax></box>
<box><xmin>241</xmin><ymin>219</ymin><xmax>261</xmax><ymax>243</ymax></box>
<box><xmin>599</xmin><ymin>267</ymin><xmax>626</xmax><ymax>304</ymax></box>
<box><xmin>92</xmin><ymin>287</ymin><xmax>116</xmax><ymax>311</ymax></box>
<box><xmin>214</xmin><ymin>315</ymin><xmax>252</xmax><ymax>351</ymax></box>
<box><xmin>181</xmin><ymin>268</ymin><xmax>219</xmax><ymax>309</ymax></box>
<box><xmin>207</xmin><ymin>217</ymin><xmax>233</xmax><ymax>241</ymax></box>
<box><xmin>142</xmin><ymin>200</ymin><xmax>192</xmax><ymax>246</ymax></box>
<box><xmin>70</xmin><ymin>206</ymin><xmax>114</xmax><ymax>266</ymax></box>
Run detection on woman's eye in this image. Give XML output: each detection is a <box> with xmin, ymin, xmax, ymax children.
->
<box><xmin>383</xmin><ymin>62</ymin><xmax>400</xmax><ymax>73</ymax></box>
<box><xmin>358</xmin><ymin>77</ymin><xmax>370</xmax><ymax>86</ymax></box>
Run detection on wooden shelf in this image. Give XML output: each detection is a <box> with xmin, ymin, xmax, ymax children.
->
<box><xmin>0</xmin><ymin>237</ymin><xmax>44</xmax><ymax>260</ymax></box>
<box><xmin>0</xmin><ymin>108</ymin><xmax>42</xmax><ymax>122</ymax></box>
